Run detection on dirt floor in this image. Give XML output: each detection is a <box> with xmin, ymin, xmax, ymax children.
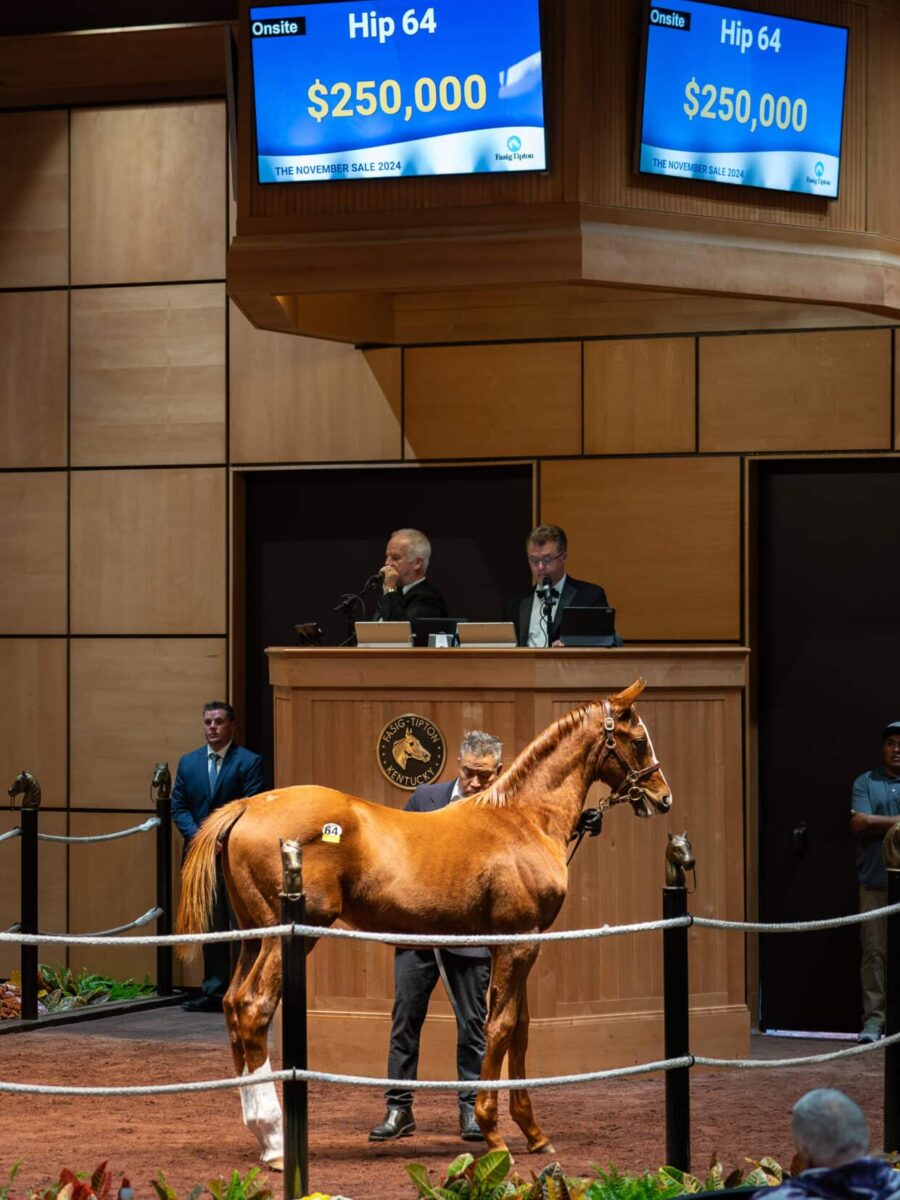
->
<box><xmin>0</xmin><ymin>1006</ymin><xmax>886</xmax><ymax>1200</ymax></box>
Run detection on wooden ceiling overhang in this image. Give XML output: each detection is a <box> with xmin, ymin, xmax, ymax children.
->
<box><xmin>227</xmin><ymin>204</ymin><xmax>900</xmax><ymax>345</ymax></box>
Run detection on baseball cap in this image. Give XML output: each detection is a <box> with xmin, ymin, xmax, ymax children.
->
<box><xmin>882</xmin><ymin>722</ymin><xmax>900</xmax><ymax>740</ymax></box>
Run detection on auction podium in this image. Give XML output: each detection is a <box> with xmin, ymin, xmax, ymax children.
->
<box><xmin>266</xmin><ymin>645</ymin><xmax>751</xmax><ymax>1075</ymax></box>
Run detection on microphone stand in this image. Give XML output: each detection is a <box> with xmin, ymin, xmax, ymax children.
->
<box><xmin>333</xmin><ymin>575</ymin><xmax>382</xmax><ymax>647</ymax></box>
<box><xmin>540</xmin><ymin>575</ymin><xmax>555</xmax><ymax>648</ymax></box>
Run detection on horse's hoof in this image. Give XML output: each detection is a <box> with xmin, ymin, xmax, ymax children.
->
<box><xmin>264</xmin><ymin>1158</ymin><xmax>283</xmax><ymax>1173</ymax></box>
<box><xmin>528</xmin><ymin>1140</ymin><xmax>554</xmax><ymax>1155</ymax></box>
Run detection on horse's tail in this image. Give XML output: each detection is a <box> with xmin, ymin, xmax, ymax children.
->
<box><xmin>175</xmin><ymin>798</ymin><xmax>248</xmax><ymax>960</ymax></box>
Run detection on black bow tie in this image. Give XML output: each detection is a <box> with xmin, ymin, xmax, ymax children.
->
<box><xmin>540</xmin><ymin>585</ymin><xmax>559</xmax><ymax>600</ymax></box>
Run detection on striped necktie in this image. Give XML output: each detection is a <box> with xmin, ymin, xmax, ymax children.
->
<box><xmin>208</xmin><ymin>752</ymin><xmax>219</xmax><ymax>795</ymax></box>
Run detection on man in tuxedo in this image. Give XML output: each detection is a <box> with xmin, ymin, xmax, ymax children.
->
<box><xmin>368</xmin><ymin>730</ymin><xmax>502</xmax><ymax>1144</ymax></box>
<box><xmin>171</xmin><ymin>700</ymin><xmax>265</xmax><ymax>1012</ymax></box>
<box><xmin>373</xmin><ymin>527</ymin><xmax>448</xmax><ymax>622</ymax></box>
<box><xmin>505</xmin><ymin>522</ymin><xmax>620</xmax><ymax>647</ymax></box>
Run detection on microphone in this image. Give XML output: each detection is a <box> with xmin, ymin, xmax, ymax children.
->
<box><xmin>539</xmin><ymin>574</ymin><xmax>555</xmax><ymax>597</ymax></box>
<box><xmin>361</xmin><ymin>571</ymin><xmax>383</xmax><ymax>593</ymax></box>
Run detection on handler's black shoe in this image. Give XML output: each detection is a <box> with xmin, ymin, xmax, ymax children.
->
<box><xmin>182</xmin><ymin>993</ymin><xmax>223</xmax><ymax>1013</ymax></box>
<box><xmin>368</xmin><ymin>1108</ymin><xmax>416</xmax><ymax>1141</ymax></box>
<box><xmin>459</xmin><ymin>1108</ymin><xmax>484</xmax><ymax>1141</ymax></box>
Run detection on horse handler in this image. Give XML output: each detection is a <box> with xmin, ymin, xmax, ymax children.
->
<box><xmin>369</xmin><ymin>730</ymin><xmax>503</xmax><ymax>1144</ymax></box>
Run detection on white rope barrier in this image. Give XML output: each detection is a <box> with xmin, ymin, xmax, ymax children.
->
<box><xmin>0</xmin><ymin>827</ymin><xmax>23</xmax><ymax>844</ymax></box>
<box><xmin>695</xmin><ymin>1030</ymin><xmax>900</xmax><ymax>1069</ymax></box>
<box><xmin>0</xmin><ymin>1033</ymin><xmax>894</xmax><ymax>1098</ymax></box>
<box><xmin>0</xmin><ymin>895</ymin><xmax>897</xmax><ymax>1098</ymax></box>
<box><xmin>83</xmin><ymin>905</ymin><xmax>162</xmax><ymax>937</ymax></box>
<box><xmin>0</xmin><ymin>1057</ymin><xmax>693</xmax><ymax>1097</ymax></box>
<box><xmin>37</xmin><ymin>817</ymin><xmax>160</xmax><ymax>844</ymax></box>
<box><xmin>693</xmin><ymin>904</ymin><xmax>900</xmax><ymax>932</ymax></box>
<box><xmin>0</xmin><ymin>917</ymin><xmax>689</xmax><ymax>948</ymax></box>
<box><xmin>3</xmin><ymin>902</ymin><xmax>898</xmax><ymax>949</ymax></box>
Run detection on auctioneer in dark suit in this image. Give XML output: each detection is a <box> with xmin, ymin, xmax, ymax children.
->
<box><xmin>383</xmin><ymin>780</ymin><xmax>490</xmax><ymax>1115</ymax></box>
<box><xmin>504</xmin><ymin>574</ymin><xmax>618</xmax><ymax>646</ymax></box>
<box><xmin>373</xmin><ymin>578</ymin><xmax>448</xmax><ymax>623</ymax></box>
<box><xmin>172</xmin><ymin>742</ymin><xmax>265</xmax><ymax>997</ymax></box>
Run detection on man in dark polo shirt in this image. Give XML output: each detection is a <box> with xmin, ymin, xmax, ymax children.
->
<box><xmin>849</xmin><ymin>720</ymin><xmax>900</xmax><ymax>1042</ymax></box>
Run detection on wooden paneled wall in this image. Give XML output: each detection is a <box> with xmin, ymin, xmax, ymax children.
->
<box><xmin>1</xmin><ymin>92</ymin><xmax>898</xmax><ymax>990</ymax></box>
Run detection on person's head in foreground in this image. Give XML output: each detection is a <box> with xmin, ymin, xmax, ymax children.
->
<box><xmin>792</xmin><ymin>1089</ymin><xmax>869</xmax><ymax>1170</ymax></box>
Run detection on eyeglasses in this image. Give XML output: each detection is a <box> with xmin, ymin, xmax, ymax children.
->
<box><xmin>527</xmin><ymin>551</ymin><xmax>565</xmax><ymax>568</ymax></box>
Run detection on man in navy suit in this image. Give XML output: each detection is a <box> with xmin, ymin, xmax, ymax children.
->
<box><xmin>172</xmin><ymin>700</ymin><xmax>265</xmax><ymax>1012</ymax></box>
<box><xmin>504</xmin><ymin>523</ymin><xmax>621</xmax><ymax>647</ymax></box>
<box><xmin>368</xmin><ymin>730</ymin><xmax>503</xmax><ymax>1144</ymax></box>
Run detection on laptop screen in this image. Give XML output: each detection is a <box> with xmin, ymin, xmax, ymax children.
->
<box><xmin>558</xmin><ymin>606</ymin><xmax>617</xmax><ymax>642</ymax></box>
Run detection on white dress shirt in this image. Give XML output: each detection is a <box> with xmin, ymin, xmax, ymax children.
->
<box><xmin>527</xmin><ymin>574</ymin><xmax>567</xmax><ymax>647</ymax></box>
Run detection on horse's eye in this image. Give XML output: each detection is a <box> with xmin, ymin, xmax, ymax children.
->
<box><xmin>633</xmin><ymin>736</ymin><xmax>647</xmax><ymax>750</ymax></box>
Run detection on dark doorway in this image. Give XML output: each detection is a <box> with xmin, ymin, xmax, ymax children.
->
<box><xmin>241</xmin><ymin>463</ymin><xmax>533</xmax><ymax>779</ymax></box>
<box><xmin>757</xmin><ymin>459</ymin><xmax>900</xmax><ymax>1033</ymax></box>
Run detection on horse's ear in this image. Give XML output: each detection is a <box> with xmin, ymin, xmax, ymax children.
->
<box><xmin>610</xmin><ymin>678</ymin><xmax>645</xmax><ymax>712</ymax></box>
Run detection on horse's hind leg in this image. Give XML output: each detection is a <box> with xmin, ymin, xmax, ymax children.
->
<box><xmin>228</xmin><ymin>938</ymin><xmax>284</xmax><ymax>1168</ymax></box>
<box><xmin>474</xmin><ymin>943</ymin><xmax>541</xmax><ymax>1154</ymax></box>
<box><xmin>507</xmin><ymin>955</ymin><xmax>553</xmax><ymax>1154</ymax></box>
<box><xmin>224</xmin><ymin>936</ymin><xmax>258</xmax><ymax>1076</ymax></box>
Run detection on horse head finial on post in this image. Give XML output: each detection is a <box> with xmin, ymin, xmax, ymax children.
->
<box><xmin>280</xmin><ymin>838</ymin><xmax>304</xmax><ymax>897</ymax></box>
<box><xmin>665</xmin><ymin>831</ymin><xmax>696</xmax><ymax>891</ymax></box>
<box><xmin>7</xmin><ymin>770</ymin><xmax>41</xmax><ymax>810</ymax></box>
<box><xmin>151</xmin><ymin>762</ymin><xmax>172</xmax><ymax>801</ymax></box>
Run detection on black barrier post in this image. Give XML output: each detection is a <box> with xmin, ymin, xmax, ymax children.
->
<box><xmin>20</xmin><ymin>807</ymin><xmax>39</xmax><ymax>1022</ymax></box>
<box><xmin>280</xmin><ymin>841</ymin><xmax>309</xmax><ymax>1200</ymax></box>
<box><xmin>885</xmin><ymin>870</ymin><xmax>900</xmax><ymax>1150</ymax></box>
<box><xmin>155</xmin><ymin>786</ymin><xmax>173</xmax><ymax>995</ymax></box>
<box><xmin>663</xmin><ymin>885</ymin><xmax>691</xmax><ymax>1172</ymax></box>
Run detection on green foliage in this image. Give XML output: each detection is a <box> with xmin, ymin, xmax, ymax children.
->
<box><xmin>408</xmin><ymin>1149</ymin><xmax>789</xmax><ymax>1200</ymax></box>
<box><xmin>150</xmin><ymin>1170</ymin><xmax>203</xmax><ymax>1200</ymax></box>
<box><xmin>590</xmin><ymin>1153</ymin><xmax>784</xmax><ymax>1200</ymax></box>
<box><xmin>0</xmin><ymin>1162</ymin><xmax>22</xmax><ymax>1200</ymax></box>
<box><xmin>206</xmin><ymin>1167</ymin><xmax>272</xmax><ymax>1200</ymax></box>
<box><xmin>36</xmin><ymin>965</ymin><xmax>155</xmax><ymax>1012</ymax></box>
<box><xmin>588</xmin><ymin>1164</ymin><xmax>682</xmax><ymax>1200</ymax></box>
<box><xmin>407</xmin><ymin>1150</ymin><xmax>592</xmax><ymax>1199</ymax></box>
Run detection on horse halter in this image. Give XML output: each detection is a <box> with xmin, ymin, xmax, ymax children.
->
<box><xmin>595</xmin><ymin>700</ymin><xmax>664</xmax><ymax>806</ymax></box>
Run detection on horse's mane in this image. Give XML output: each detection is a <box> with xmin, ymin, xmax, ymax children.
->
<box><xmin>474</xmin><ymin>702</ymin><xmax>595</xmax><ymax>809</ymax></box>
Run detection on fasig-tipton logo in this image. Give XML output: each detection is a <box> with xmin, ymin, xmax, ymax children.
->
<box><xmin>377</xmin><ymin>714</ymin><xmax>446</xmax><ymax>790</ymax></box>
<box><xmin>649</xmin><ymin>6</ymin><xmax>691</xmax><ymax>30</ymax></box>
<box><xmin>495</xmin><ymin>133</ymin><xmax>534</xmax><ymax>164</ymax></box>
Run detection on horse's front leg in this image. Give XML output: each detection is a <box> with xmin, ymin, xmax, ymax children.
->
<box><xmin>474</xmin><ymin>943</ymin><xmax>540</xmax><ymax>1154</ymax></box>
<box><xmin>507</xmin><ymin>950</ymin><xmax>553</xmax><ymax>1154</ymax></box>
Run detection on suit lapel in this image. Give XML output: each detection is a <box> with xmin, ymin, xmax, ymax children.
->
<box><xmin>550</xmin><ymin>578</ymin><xmax>578</xmax><ymax>642</ymax></box>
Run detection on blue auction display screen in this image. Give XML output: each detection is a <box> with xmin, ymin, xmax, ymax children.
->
<box><xmin>637</xmin><ymin>2</ymin><xmax>848</xmax><ymax>198</ymax></box>
<box><xmin>249</xmin><ymin>0</ymin><xmax>546</xmax><ymax>183</ymax></box>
